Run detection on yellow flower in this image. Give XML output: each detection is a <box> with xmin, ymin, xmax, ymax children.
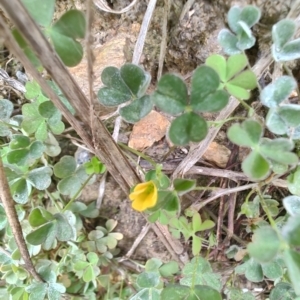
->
<box><xmin>129</xmin><ymin>181</ymin><xmax>158</xmax><ymax>212</ymax></box>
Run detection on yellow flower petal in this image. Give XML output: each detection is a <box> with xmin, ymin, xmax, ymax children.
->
<box><xmin>129</xmin><ymin>181</ymin><xmax>158</xmax><ymax>212</ymax></box>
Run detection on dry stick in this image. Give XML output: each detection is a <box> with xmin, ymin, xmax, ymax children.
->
<box><xmin>132</xmin><ymin>0</ymin><xmax>157</xmax><ymax>64</ymax></box>
<box><xmin>93</xmin><ymin>0</ymin><xmax>138</xmax><ymax>14</ymax></box>
<box><xmin>0</xmin><ymin>158</ymin><xmax>42</xmax><ymax>282</ymax></box>
<box><xmin>157</xmin><ymin>0</ymin><xmax>170</xmax><ymax>80</ymax></box>
<box><xmin>0</xmin><ymin>0</ymin><xmax>140</xmax><ymax>191</ymax></box>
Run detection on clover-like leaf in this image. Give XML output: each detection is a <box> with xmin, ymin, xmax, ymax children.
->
<box><xmin>98</xmin><ymin>64</ymin><xmax>150</xmax><ymax>107</ymax></box>
<box><xmin>168</xmin><ymin>112</ymin><xmax>208</xmax><ymax>146</ymax></box>
<box><xmin>152</xmin><ymin>74</ymin><xmax>187</xmax><ymax>115</ymax></box>
<box><xmin>242</xmin><ymin>150</ymin><xmax>270</xmax><ymax>180</ymax></box>
<box><xmin>283</xmin><ymin>249</ymin><xmax>300</xmax><ymax>295</ymax></box>
<box><xmin>206</xmin><ymin>54</ymin><xmax>256</xmax><ymax>100</ymax></box>
<box><xmin>190</xmin><ymin>65</ymin><xmax>229</xmax><ymax>112</ymax></box>
<box><xmin>29</xmin><ymin>207</ymin><xmax>53</xmax><ymax>227</ymax></box>
<box><xmin>227</xmin><ymin>119</ymin><xmax>262</xmax><ymax>147</ymax></box>
<box><xmin>284</xmin><ymin>195</ymin><xmax>300</xmax><ymax>216</ymax></box>
<box><xmin>247</xmin><ymin>226</ymin><xmax>280</xmax><ymax>262</ymax></box>
<box><xmin>272</xmin><ymin>19</ymin><xmax>300</xmax><ymax>62</ymax></box>
<box><xmin>266</xmin><ymin>108</ymin><xmax>289</xmax><ymax>135</ymax></box>
<box><xmin>119</xmin><ymin>95</ymin><xmax>153</xmax><ymax>123</ymax></box>
<box><xmin>22</xmin><ymin>0</ymin><xmax>55</xmax><ymax>27</ymax></box>
<box><xmin>277</xmin><ymin>104</ymin><xmax>300</xmax><ymax>127</ymax></box>
<box><xmin>26</xmin><ymin>222</ymin><xmax>55</xmax><ymax>245</ymax></box>
<box><xmin>50</xmin><ymin>10</ymin><xmax>86</xmax><ymax>67</ymax></box>
<box><xmin>260</xmin><ymin>138</ymin><xmax>298</xmax><ymax>166</ymax></box>
<box><xmin>218</xmin><ymin>29</ymin><xmax>241</xmax><ymax>55</ymax></box>
<box><xmin>120</xmin><ymin>64</ymin><xmax>151</xmax><ymax>97</ymax></box>
<box><xmin>54</xmin><ymin>156</ymin><xmax>77</xmax><ymax>178</ymax></box>
<box><xmin>10</xmin><ymin>178</ymin><xmax>31</xmax><ymax>204</ymax></box>
<box><xmin>173</xmin><ymin>178</ymin><xmax>196</xmax><ymax>195</ymax></box>
<box><xmin>272</xmin><ymin>19</ymin><xmax>296</xmax><ymax>49</ymax></box>
<box><xmin>27</xmin><ymin>166</ymin><xmax>53</xmax><ymax>190</ymax></box>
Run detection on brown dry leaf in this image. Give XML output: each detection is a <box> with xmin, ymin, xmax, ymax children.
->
<box><xmin>203</xmin><ymin>141</ymin><xmax>231</xmax><ymax>168</ymax></box>
<box><xmin>128</xmin><ymin>111</ymin><xmax>170</xmax><ymax>151</ymax></box>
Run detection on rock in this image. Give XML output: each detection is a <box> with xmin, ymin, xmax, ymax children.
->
<box><xmin>128</xmin><ymin>111</ymin><xmax>170</xmax><ymax>151</ymax></box>
<box><xmin>203</xmin><ymin>141</ymin><xmax>231</xmax><ymax>168</ymax></box>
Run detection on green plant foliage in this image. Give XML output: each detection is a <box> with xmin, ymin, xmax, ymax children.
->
<box><xmin>27</xmin><ymin>210</ymin><xmax>76</xmax><ymax>250</ymax></box>
<box><xmin>283</xmin><ymin>249</ymin><xmax>300</xmax><ymax>295</ymax></box>
<box><xmin>4</xmin><ymin>165</ymin><xmax>52</xmax><ymax>203</ymax></box>
<box><xmin>218</xmin><ymin>5</ymin><xmax>261</xmax><ymax>54</ymax></box>
<box><xmin>228</xmin><ymin>119</ymin><xmax>298</xmax><ymax>179</ymax></box>
<box><xmin>98</xmin><ymin>64</ymin><xmax>152</xmax><ymax>123</ymax></box>
<box><xmin>270</xmin><ymin>282</ymin><xmax>297</xmax><ymax>300</ymax></box>
<box><xmin>54</xmin><ymin>155</ymin><xmax>94</xmax><ymax>197</ymax></box>
<box><xmin>22</xmin><ymin>0</ymin><xmax>55</xmax><ymax>27</ymax></box>
<box><xmin>283</xmin><ymin>195</ymin><xmax>300</xmax><ymax>216</ymax></box>
<box><xmin>49</xmin><ymin>10</ymin><xmax>86</xmax><ymax>67</ymax></box>
<box><xmin>168</xmin><ymin>112</ymin><xmax>208</xmax><ymax>146</ymax></box>
<box><xmin>247</xmin><ymin>226</ymin><xmax>280</xmax><ymax>262</ymax></box>
<box><xmin>272</xmin><ymin>19</ymin><xmax>300</xmax><ymax>61</ymax></box>
<box><xmin>161</xmin><ymin>284</ymin><xmax>222</xmax><ymax>300</ymax></box>
<box><xmin>73</xmin><ymin>252</ymin><xmax>100</xmax><ymax>282</ymax></box>
<box><xmin>180</xmin><ymin>257</ymin><xmax>221</xmax><ymax>292</ymax></box>
<box><xmin>84</xmin><ymin>156</ymin><xmax>106</xmax><ymax>175</ymax></box>
<box><xmin>0</xmin><ymin>99</ymin><xmax>14</xmax><ymax>137</ymax></box>
<box><xmin>173</xmin><ymin>178</ymin><xmax>196</xmax><ymax>195</ymax></box>
<box><xmin>206</xmin><ymin>54</ymin><xmax>257</xmax><ymax>99</ymax></box>
<box><xmin>225</xmin><ymin>288</ymin><xmax>255</xmax><ymax>300</ymax></box>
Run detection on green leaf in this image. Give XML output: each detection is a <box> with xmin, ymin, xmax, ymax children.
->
<box><xmin>273</xmin><ymin>39</ymin><xmax>300</xmax><ymax>61</ymax></box>
<box><xmin>181</xmin><ymin>257</ymin><xmax>221</xmax><ymax>292</ymax></box>
<box><xmin>27</xmin><ymin>167</ymin><xmax>53</xmax><ymax>190</ymax></box>
<box><xmin>26</xmin><ymin>222</ymin><xmax>55</xmax><ymax>245</ymax></box>
<box><xmin>260</xmin><ymin>76</ymin><xmax>296</xmax><ymax>108</ymax></box>
<box><xmin>283</xmin><ymin>195</ymin><xmax>300</xmax><ymax>215</ymax></box>
<box><xmin>283</xmin><ymin>249</ymin><xmax>300</xmax><ymax>295</ymax></box>
<box><xmin>0</xmin><ymin>99</ymin><xmax>13</xmax><ymax>120</ymax></box>
<box><xmin>26</xmin><ymin>282</ymin><xmax>47</xmax><ymax>300</ymax></box>
<box><xmin>119</xmin><ymin>95</ymin><xmax>153</xmax><ymax>123</ymax></box>
<box><xmin>191</xmin><ymin>66</ymin><xmax>228</xmax><ymax>112</ymax></box>
<box><xmin>22</xmin><ymin>0</ymin><xmax>55</xmax><ymax>27</ymax></box>
<box><xmin>260</xmin><ymin>138</ymin><xmax>298</xmax><ymax>165</ymax></box>
<box><xmin>168</xmin><ymin>112</ymin><xmax>208</xmax><ymax>146</ymax></box>
<box><xmin>228</xmin><ymin>6</ymin><xmax>242</xmax><ymax>33</ymax></box>
<box><xmin>11</xmin><ymin>178</ymin><xmax>30</xmax><ymax>204</ymax></box>
<box><xmin>7</xmin><ymin>149</ymin><xmax>29</xmax><ymax>166</ymax></box>
<box><xmin>50</xmin><ymin>10</ymin><xmax>86</xmax><ymax>67</ymax></box>
<box><xmin>218</xmin><ymin>29</ymin><xmax>241</xmax><ymax>55</ymax></box>
<box><xmin>205</xmin><ymin>55</ymin><xmax>227</xmax><ymax>81</ymax></box>
<box><xmin>29</xmin><ymin>207</ymin><xmax>53</xmax><ymax>227</ymax></box>
<box><xmin>83</xmin><ymin>265</ymin><xmax>95</xmax><ymax>282</ymax></box>
<box><xmin>152</xmin><ymin>74</ymin><xmax>187</xmax><ymax>115</ymax></box>
<box><xmin>239</xmin><ymin>6</ymin><xmax>261</xmax><ymax>28</ymax></box>
<box><xmin>98</xmin><ymin>67</ymin><xmax>131</xmax><ymax>106</ymax></box>
<box><xmin>173</xmin><ymin>178</ymin><xmax>196</xmax><ymax>195</ymax></box>
<box><xmin>226</xmin><ymin>70</ymin><xmax>257</xmax><ymax>99</ymax></box>
<box><xmin>272</xmin><ymin>19</ymin><xmax>296</xmax><ymax>48</ymax></box>
<box><xmin>53</xmin><ymin>156</ymin><xmax>77</xmax><ymax>178</ymax></box>
<box><xmin>54</xmin><ymin>212</ymin><xmax>76</xmax><ymax>241</ymax></box>
<box><xmin>136</xmin><ymin>272</ymin><xmax>160</xmax><ymax>288</ymax></box>
<box><xmin>227</xmin><ymin>119</ymin><xmax>262</xmax><ymax>147</ymax></box>
<box><xmin>226</xmin><ymin>53</ymin><xmax>248</xmax><ymax>80</ymax></box>
<box><xmin>242</xmin><ymin>151</ymin><xmax>270</xmax><ymax>180</ymax></box>
<box><xmin>244</xmin><ymin>259</ymin><xmax>263</xmax><ymax>282</ymax></box>
<box><xmin>266</xmin><ymin>108</ymin><xmax>289</xmax><ymax>135</ymax></box>
<box><xmin>278</xmin><ymin>104</ymin><xmax>300</xmax><ymax>127</ymax></box>
<box><xmin>270</xmin><ymin>282</ymin><xmax>296</xmax><ymax>300</ymax></box>
<box><xmin>247</xmin><ymin>226</ymin><xmax>280</xmax><ymax>262</ymax></box>
<box><xmin>145</xmin><ymin>258</ymin><xmax>163</xmax><ymax>272</ymax></box>
<box><xmin>282</xmin><ymin>216</ymin><xmax>300</xmax><ymax>246</ymax></box>
<box><xmin>120</xmin><ymin>64</ymin><xmax>151</xmax><ymax>97</ymax></box>
<box><xmin>10</xmin><ymin>135</ymin><xmax>30</xmax><ymax>149</ymax></box>
<box><xmin>0</xmin><ymin>205</ymin><xmax>7</xmax><ymax>230</ymax></box>
<box><xmin>12</xmin><ymin>29</ymin><xmax>41</xmax><ymax>68</ymax></box>
<box><xmin>159</xmin><ymin>261</ymin><xmax>179</xmax><ymax>277</ymax></box>
<box><xmin>261</xmin><ymin>260</ymin><xmax>283</xmax><ymax>280</ymax></box>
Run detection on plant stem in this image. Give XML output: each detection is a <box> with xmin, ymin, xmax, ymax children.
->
<box><xmin>118</xmin><ymin>142</ymin><xmax>157</xmax><ymax>168</ymax></box>
<box><xmin>62</xmin><ymin>173</ymin><xmax>94</xmax><ymax>212</ymax></box>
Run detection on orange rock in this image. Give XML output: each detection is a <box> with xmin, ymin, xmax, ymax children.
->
<box><xmin>203</xmin><ymin>142</ymin><xmax>231</xmax><ymax>168</ymax></box>
<box><xmin>128</xmin><ymin>111</ymin><xmax>170</xmax><ymax>151</ymax></box>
